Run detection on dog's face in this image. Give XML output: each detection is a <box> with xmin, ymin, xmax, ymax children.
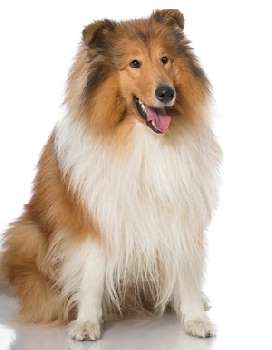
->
<box><xmin>118</xmin><ymin>36</ymin><xmax>177</xmax><ymax>134</ymax></box>
<box><xmin>79</xmin><ymin>10</ymin><xmax>209</xmax><ymax>136</ymax></box>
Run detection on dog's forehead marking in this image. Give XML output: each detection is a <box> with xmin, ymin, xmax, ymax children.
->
<box><xmin>123</xmin><ymin>39</ymin><xmax>150</xmax><ymax>59</ymax></box>
<box><xmin>135</xmin><ymin>29</ymin><xmax>150</xmax><ymax>44</ymax></box>
<box><xmin>123</xmin><ymin>35</ymin><xmax>167</xmax><ymax>61</ymax></box>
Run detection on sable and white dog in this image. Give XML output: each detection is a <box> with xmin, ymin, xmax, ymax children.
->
<box><xmin>1</xmin><ymin>9</ymin><xmax>221</xmax><ymax>340</ymax></box>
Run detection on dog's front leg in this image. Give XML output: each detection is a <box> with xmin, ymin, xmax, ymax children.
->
<box><xmin>173</xmin><ymin>255</ymin><xmax>216</xmax><ymax>338</ymax></box>
<box><xmin>67</xmin><ymin>239</ymin><xmax>106</xmax><ymax>341</ymax></box>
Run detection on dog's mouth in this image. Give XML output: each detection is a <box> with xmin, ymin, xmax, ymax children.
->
<box><xmin>133</xmin><ymin>96</ymin><xmax>172</xmax><ymax>134</ymax></box>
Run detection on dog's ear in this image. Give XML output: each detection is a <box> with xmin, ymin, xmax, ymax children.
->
<box><xmin>82</xmin><ymin>19</ymin><xmax>116</xmax><ymax>48</ymax></box>
<box><xmin>152</xmin><ymin>9</ymin><xmax>184</xmax><ymax>30</ymax></box>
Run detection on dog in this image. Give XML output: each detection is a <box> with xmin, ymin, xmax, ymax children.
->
<box><xmin>1</xmin><ymin>9</ymin><xmax>221</xmax><ymax>340</ymax></box>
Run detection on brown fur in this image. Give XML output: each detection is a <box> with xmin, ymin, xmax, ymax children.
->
<box><xmin>2</xmin><ymin>10</ymin><xmax>209</xmax><ymax>324</ymax></box>
<box><xmin>2</xmin><ymin>137</ymin><xmax>100</xmax><ymax>323</ymax></box>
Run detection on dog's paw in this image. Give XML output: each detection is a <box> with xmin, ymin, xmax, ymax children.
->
<box><xmin>184</xmin><ymin>318</ymin><xmax>216</xmax><ymax>338</ymax></box>
<box><xmin>68</xmin><ymin>320</ymin><xmax>101</xmax><ymax>341</ymax></box>
<box><xmin>202</xmin><ymin>292</ymin><xmax>211</xmax><ymax>311</ymax></box>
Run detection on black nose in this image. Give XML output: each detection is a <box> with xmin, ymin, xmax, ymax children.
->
<box><xmin>155</xmin><ymin>85</ymin><xmax>175</xmax><ymax>104</ymax></box>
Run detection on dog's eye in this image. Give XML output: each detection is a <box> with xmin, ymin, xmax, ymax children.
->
<box><xmin>161</xmin><ymin>56</ymin><xmax>169</xmax><ymax>65</ymax></box>
<box><xmin>129</xmin><ymin>59</ymin><xmax>142</xmax><ymax>69</ymax></box>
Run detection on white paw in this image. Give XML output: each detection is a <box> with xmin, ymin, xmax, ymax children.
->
<box><xmin>202</xmin><ymin>292</ymin><xmax>211</xmax><ymax>311</ymax></box>
<box><xmin>68</xmin><ymin>320</ymin><xmax>101</xmax><ymax>341</ymax></box>
<box><xmin>184</xmin><ymin>318</ymin><xmax>216</xmax><ymax>338</ymax></box>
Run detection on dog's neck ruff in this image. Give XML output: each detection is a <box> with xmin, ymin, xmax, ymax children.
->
<box><xmin>55</xmin><ymin>112</ymin><xmax>220</xmax><ymax>313</ymax></box>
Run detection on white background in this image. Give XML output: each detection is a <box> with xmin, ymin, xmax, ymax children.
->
<box><xmin>0</xmin><ymin>1</ymin><xmax>272</xmax><ymax>349</ymax></box>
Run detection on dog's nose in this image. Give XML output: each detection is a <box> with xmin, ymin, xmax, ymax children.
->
<box><xmin>155</xmin><ymin>85</ymin><xmax>175</xmax><ymax>104</ymax></box>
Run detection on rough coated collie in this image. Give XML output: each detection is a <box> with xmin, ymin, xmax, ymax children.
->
<box><xmin>1</xmin><ymin>10</ymin><xmax>221</xmax><ymax>340</ymax></box>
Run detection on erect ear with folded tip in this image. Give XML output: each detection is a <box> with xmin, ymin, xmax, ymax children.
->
<box><xmin>82</xmin><ymin>19</ymin><xmax>116</xmax><ymax>48</ymax></box>
<box><xmin>152</xmin><ymin>9</ymin><xmax>184</xmax><ymax>30</ymax></box>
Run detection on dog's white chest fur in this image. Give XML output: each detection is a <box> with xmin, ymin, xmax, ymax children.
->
<box><xmin>55</xmin><ymin>117</ymin><xmax>220</xmax><ymax>309</ymax></box>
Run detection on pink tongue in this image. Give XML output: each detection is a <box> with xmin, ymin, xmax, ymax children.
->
<box><xmin>145</xmin><ymin>107</ymin><xmax>172</xmax><ymax>133</ymax></box>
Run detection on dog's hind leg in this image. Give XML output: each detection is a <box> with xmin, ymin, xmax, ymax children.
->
<box><xmin>2</xmin><ymin>219</ymin><xmax>64</xmax><ymax>324</ymax></box>
<box><xmin>14</xmin><ymin>267</ymin><xmax>63</xmax><ymax>323</ymax></box>
<box><xmin>202</xmin><ymin>291</ymin><xmax>211</xmax><ymax>311</ymax></box>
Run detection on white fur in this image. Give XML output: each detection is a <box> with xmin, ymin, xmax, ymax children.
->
<box><xmin>59</xmin><ymin>238</ymin><xmax>105</xmax><ymax>340</ymax></box>
<box><xmin>55</xmin><ymin>111</ymin><xmax>221</xmax><ymax>335</ymax></box>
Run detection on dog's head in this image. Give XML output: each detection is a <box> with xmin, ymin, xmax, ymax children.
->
<box><xmin>68</xmin><ymin>10</ymin><xmax>209</xmax><ymax>136</ymax></box>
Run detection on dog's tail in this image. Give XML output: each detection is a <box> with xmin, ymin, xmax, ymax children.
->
<box><xmin>0</xmin><ymin>252</ymin><xmax>7</xmax><ymax>288</ymax></box>
<box><xmin>0</xmin><ymin>244</ymin><xmax>14</xmax><ymax>295</ymax></box>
